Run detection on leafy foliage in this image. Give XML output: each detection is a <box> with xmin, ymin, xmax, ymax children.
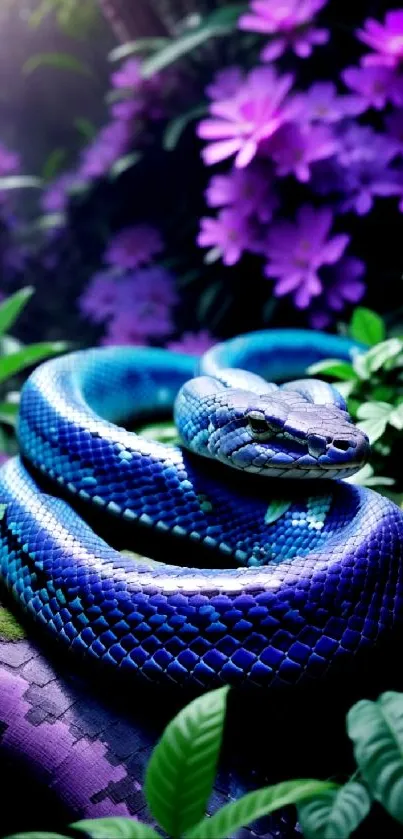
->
<box><xmin>308</xmin><ymin>307</ymin><xmax>403</xmax><ymax>491</ymax></box>
<box><xmin>0</xmin><ymin>289</ymin><xmax>66</xmax><ymax>460</ymax></box>
<box><xmin>10</xmin><ymin>687</ymin><xmax>403</xmax><ymax>838</ymax></box>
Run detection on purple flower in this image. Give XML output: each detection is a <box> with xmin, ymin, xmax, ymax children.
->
<box><xmin>167</xmin><ymin>330</ymin><xmax>216</xmax><ymax>355</ymax></box>
<box><xmin>118</xmin><ymin>266</ymin><xmax>178</xmax><ymax>307</ymax></box>
<box><xmin>41</xmin><ymin>173</ymin><xmax>76</xmax><ymax>214</ymax></box>
<box><xmin>335</xmin><ymin>123</ymin><xmax>398</xmax><ymax>166</ymax></box>
<box><xmin>295</xmin><ymin>82</ymin><xmax>362</xmax><ymax>123</ymax></box>
<box><xmin>198</xmin><ymin>67</ymin><xmax>297</xmax><ymax>168</ymax></box>
<box><xmin>205</xmin><ymin>163</ymin><xmax>278</xmax><ymax>222</ymax></box>
<box><xmin>197</xmin><ymin>210</ymin><xmax>256</xmax><ymax>265</ymax></box>
<box><xmin>358</xmin><ymin>11</ymin><xmax>403</xmax><ymax>68</ymax></box>
<box><xmin>0</xmin><ymin>142</ymin><xmax>19</xmax><ymax>176</ymax></box>
<box><xmin>104</xmin><ymin>225</ymin><xmax>163</xmax><ymax>269</ymax></box>
<box><xmin>385</xmin><ymin>110</ymin><xmax>403</xmax><ymax>153</ymax></box>
<box><xmin>102</xmin><ymin>302</ymin><xmax>173</xmax><ymax>345</ymax></box>
<box><xmin>110</xmin><ymin>99</ymin><xmax>144</xmax><ymax>122</ymax></box>
<box><xmin>309</xmin><ymin>257</ymin><xmax>366</xmax><ymax>328</ymax></box>
<box><xmin>268</xmin><ymin>122</ymin><xmax>338</xmax><ymax>182</ymax></box>
<box><xmin>239</xmin><ymin>0</ymin><xmax>328</xmax><ymax>61</ymax></box>
<box><xmin>341</xmin><ymin>159</ymin><xmax>402</xmax><ymax>215</ymax></box>
<box><xmin>206</xmin><ymin>67</ymin><xmax>245</xmax><ymax>101</ymax></box>
<box><xmin>342</xmin><ymin>65</ymin><xmax>403</xmax><ymax>111</ymax></box>
<box><xmin>313</xmin><ymin>124</ymin><xmax>402</xmax><ymax>214</ymax></box>
<box><xmin>111</xmin><ymin>58</ymin><xmax>142</xmax><ymax>90</ymax></box>
<box><xmin>79</xmin><ymin>271</ymin><xmax>122</xmax><ymax>323</ymax></box>
<box><xmin>78</xmin><ymin>121</ymin><xmax>130</xmax><ymax>180</ymax></box>
<box><xmin>263</xmin><ymin>205</ymin><xmax>349</xmax><ymax>309</ymax></box>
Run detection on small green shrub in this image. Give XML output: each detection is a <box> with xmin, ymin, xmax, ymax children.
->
<box><xmin>308</xmin><ymin>307</ymin><xmax>403</xmax><ymax>494</ymax></box>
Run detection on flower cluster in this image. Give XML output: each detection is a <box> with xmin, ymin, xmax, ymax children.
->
<box><xmin>196</xmin><ymin>4</ymin><xmax>403</xmax><ymax>325</ymax></box>
<box><xmin>79</xmin><ymin>225</ymin><xmax>178</xmax><ymax>345</ymax></box>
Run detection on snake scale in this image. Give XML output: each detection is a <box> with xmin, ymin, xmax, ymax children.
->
<box><xmin>0</xmin><ymin>328</ymin><xmax>403</xmax><ymax>689</ymax></box>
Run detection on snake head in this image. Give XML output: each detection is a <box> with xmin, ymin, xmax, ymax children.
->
<box><xmin>204</xmin><ymin>389</ymin><xmax>370</xmax><ymax>480</ymax></box>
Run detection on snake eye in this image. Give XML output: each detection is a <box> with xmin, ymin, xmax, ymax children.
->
<box><xmin>247</xmin><ymin>412</ymin><xmax>274</xmax><ymax>438</ymax></box>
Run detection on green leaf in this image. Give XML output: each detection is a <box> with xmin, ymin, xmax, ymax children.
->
<box><xmin>141</xmin><ymin>6</ymin><xmax>244</xmax><ymax>78</ymax></box>
<box><xmin>354</xmin><ymin>339</ymin><xmax>403</xmax><ymax>379</ymax></box>
<box><xmin>186</xmin><ymin>780</ymin><xmax>337</xmax><ymax>839</ymax></box>
<box><xmin>0</xmin><ymin>342</ymin><xmax>67</xmax><ymax>384</ymax></box>
<box><xmin>145</xmin><ymin>686</ymin><xmax>229</xmax><ymax>837</ymax></box>
<box><xmin>5</xmin><ymin>833</ymin><xmax>69</xmax><ymax>839</ymax></box>
<box><xmin>74</xmin><ymin>117</ymin><xmax>97</xmax><ymax>140</ymax></box>
<box><xmin>350</xmin><ymin>308</ymin><xmax>385</xmax><ymax>346</ymax></box>
<box><xmin>356</xmin><ymin>402</ymin><xmax>395</xmax><ymax>443</ymax></box>
<box><xmin>41</xmin><ymin>148</ymin><xmax>67</xmax><ymax>181</ymax></box>
<box><xmin>298</xmin><ymin>781</ymin><xmax>371</xmax><ymax>839</ymax></box>
<box><xmin>0</xmin><ymin>287</ymin><xmax>34</xmax><ymax>337</ymax></box>
<box><xmin>110</xmin><ymin>152</ymin><xmax>142</xmax><ymax>179</ymax></box>
<box><xmin>197</xmin><ymin>282</ymin><xmax>223</xmax><ymax>321</ymax></box>
<box><xmin>345</xmin><ymin>464</ymin><xmax>395</xmax><ymax>488</ymax></box>
<box><xmin>23</xmin><ymin>52</ymin><xmax>93</xmax><ymax>78</ymax></box>
<box><xmin>109</xmin><ymin>38</ymin><xmax>169</xmax><ymax>62</ymax></box>
<box><xmin>264</xmin><ymin>500</ymin><xmax>292</xmax><ymax>524</ymax></box>
<box><xmin>0</xmin><ymin>176</ymin><xmax>42</xmax><ymax>191</ymax></box>
<box><xmin>72</xmin><ymin>817</ymin><xmax>161</xmax><ymax>838</ymax></box>
<box><xmin>389</xmin><ymin>403</ymin><xmax>403</xmax><ymax>430</ymax></box>
<box><xmin>0</xmin><ymin>401</ymin><xmax>19</xmax><ymax>427</ymax></box>
<box><xmin>163</xmin><ymin>105</ymin><xmax>207</xmax><ymax>151</ymax></box>
<box><xmin>347</xmin><ymin>691</ymin><xmax>403</xmax><ymax>823</ymax></box>
<box><xmin>357</xmin><ymin>401</ymin><xmax>394</xmax><ymax>420</ymax></box>
<box><xmin>356</xmin><ymin>417</ymin><xmax>387</xmax><ymax>444</ymax></box>
<box><xmin>306</xmin><ymin>359</ymin><xmax>358</xmax><ymax>381</ymax></box>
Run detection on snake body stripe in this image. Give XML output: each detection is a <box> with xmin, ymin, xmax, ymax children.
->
<box><xmin>0</xmin><ymin>329</ymin><xmax>402</xmax><ymax>688</ymax></box>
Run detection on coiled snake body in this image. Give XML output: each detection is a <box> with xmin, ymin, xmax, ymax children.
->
<box><xmin>0</xmin><ymin>329</ymin><xmax>403</xmax><ymax>688</ymax></box>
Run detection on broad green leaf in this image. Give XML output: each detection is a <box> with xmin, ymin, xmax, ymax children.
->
<box><xmin>5</xmin><ymin>833</ymin><xmax>69</xmax><ymax>839</ymax></box>
<box><xmin>186</xmin><ymin>780</ymin><xmax>337</xmax><ymax>839</ymax></box>
<box><xmin>389</xmin><ymin>403</ymin><xmax>403</xmax><ymax>430</ymax></box>
<box><xmin>356</xmin><ymin>417</ymin><xmax>387</xmax><ymax>444</ymax></box>
<box><xmin>72</xmin><ymin>817</ymin><xmax>160</xmax><ymax>838</ymax></box>
<box><xmin>347</xmin><ymin>691</ymin><xmax>403</xmax><ymax>823</ymax></box>
<box><xmin>307</xmin><ymin>359</ymin><xmax>358</xmax><ymax>382</ymax></box>
<box><xmin>0</xmin><ymin>401</ymin><xmax>19</xmax><ymax>427</ymax></box>
<box><xmin>0</xmin><ymin>176</ymin><xmax>42</xmax><ymax>191</ymax></box>
<box><xmin>163</xmin><ymin>105</ymin><xmax>207</xmax><ymax>150</ymax></box>
<box><xmin>350</xmin><ymin>308</ymin><xmax>385</xmax><ymax>347</ymax></box>
<box><xmin>345</xmin><ymin>464</ymin><xmax>395</xmax><ymax>488</ymax></box>
<box><xmin>23</xmin><ymin>52</ymin><xmax>93</xmax><ymax>78</ymax></box>
<box><xmin>145</xmin><ymin>686</ymin><xmax>229</xmax><ymax>837</ymax></box>
<box><xmin>41</xmin><ymin>148</ymin><xmax>67</xmax><ymax>181</ymax></box>
<box><xmin>357</xmin><ymin>402</ymin><xmax>393</xmax><ymax>420</ymax></box>
<box><xmin>298</xmin><ymin>781</ymin><xmax>371</xmax><ymax>839</ymax></box>
<box><xmin>356</xmin><ymin>339</ymin><xmax>403</xmax><ymax>378</ymax></box>
<box><xmin>0</xmin><ymin>342</ymin><xmax>67</xmax><ymax>384</ymax></box>
<box><xmin>0</xmin><ymin>287</ymin><xmax>34</xmax><ymax>337</ymax></box>
<box><xmin>109</xmin><ymin>38</ymin><xmax>169</xmax><ymax>62</ymax></box>
<box><xmin>141</xmin><ymin>6</ymin><xmax>244</xmax><ymax>78</ymax></box>
<box><xmin>265</xmin><ymin>500</ymin><xmax>292</xmax><ymax>524</ymax></box>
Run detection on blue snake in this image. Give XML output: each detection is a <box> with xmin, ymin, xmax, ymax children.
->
<box><xmin>1</xmin><ymin>329</ymin><xmax>403</xmax><ymax>688</ymax></box>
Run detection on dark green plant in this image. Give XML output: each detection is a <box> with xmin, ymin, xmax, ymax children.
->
<box><xmin>307</xmin><ymin>307</ymin><xmax>403</xmax><ymax>493</ymax></box>
<box><xmin>0</xmin><ymin>287</ymin><xmax>67</xmax><ymax>459</ymax></box>
<box><xmin>7</xmin><ymin>686</ymin><xmax>403</xmax><ymax>838</ymax></box>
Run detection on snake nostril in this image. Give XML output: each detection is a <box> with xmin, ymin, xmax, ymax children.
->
<box><xmin>333</xmin><ymin>439</ymin><xmax>350</xmax><ymax>452</ymax></box>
